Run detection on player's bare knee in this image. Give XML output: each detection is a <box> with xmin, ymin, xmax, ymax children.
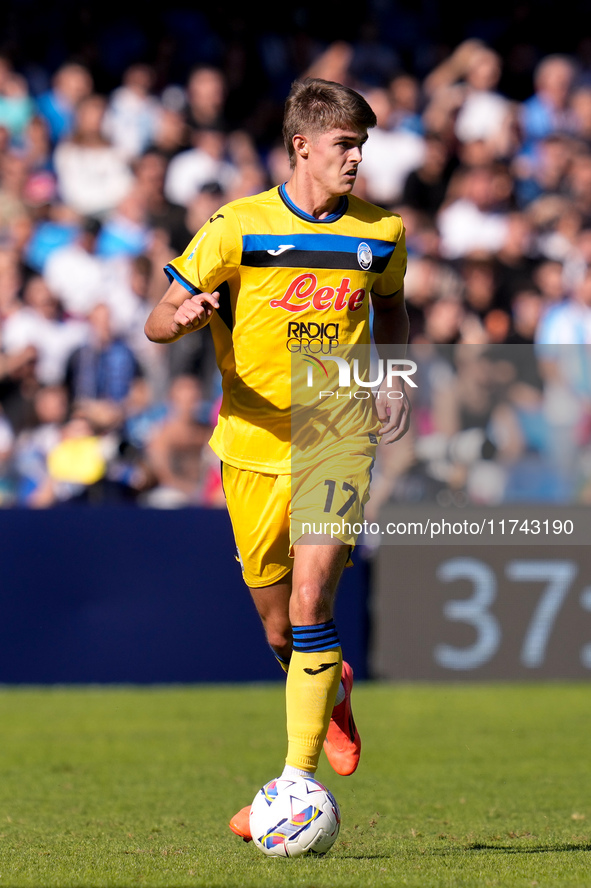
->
<box><xmin>291</xmin><ymin>580</ymin><xmax>333</xmax><ymax>625</ymax></box>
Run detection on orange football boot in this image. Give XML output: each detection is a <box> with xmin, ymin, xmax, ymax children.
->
<box><xmin>229</xmin><ymin>805</ymin><xmax>252</xmax><ymax>842</ymax></box>
<box><xmin>323</xmin><ymin>660</ymin><xmax>361</xmax><ymax>776</ymax></box>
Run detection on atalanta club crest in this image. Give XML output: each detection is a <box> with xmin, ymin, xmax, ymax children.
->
<box><xmin>357</xmin><ymin>242</ymin><xmax>372</xmax><ymax>270</ymax></box>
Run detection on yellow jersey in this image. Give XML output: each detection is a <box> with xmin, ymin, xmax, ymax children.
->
<box><xmin>164</xmin><ymin>184</ymin><xmax>407</xmax><ymax>473</ymax></box>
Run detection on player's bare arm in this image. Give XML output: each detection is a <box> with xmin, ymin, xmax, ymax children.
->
<box><xmin>144</xmin><ymin>279</ymin><xmax>219</xmax><ymax>344</ymax></box>
<box><xmin>371</xmin><ymin>286</ymin><xmax>412</xmax><ymax>444</ymax></box>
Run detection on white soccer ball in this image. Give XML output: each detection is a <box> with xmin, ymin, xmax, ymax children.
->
<box><xmin>250</xmin><ymin>775</ymin><xmax>341</xmax><ymax>858</ymax></box>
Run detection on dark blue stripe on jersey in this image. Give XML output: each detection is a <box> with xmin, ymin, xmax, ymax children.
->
<box><xmin>241</xmin><ymin>234</ymin><xmax>395</xmax><ymax>272</ymax></box>
<box><xmin>243</xmin><ymin>234</ymin><xmax>394</xmax><ymax>256</ymax></box>
<box><xmin>164</xmin><ymin>264</ymin><xmax>200</xmax><ymax>295</ymax></box>
<box><xmin>292</xmin><ymin>620</ymin><xmax>341</xmax><ymax>653</ymax></box>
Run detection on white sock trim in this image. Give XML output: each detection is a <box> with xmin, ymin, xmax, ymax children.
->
<box><xmin>281</xmin><ymin>764</ymin><xmax>314</xmax><ymax>780</ymax></box>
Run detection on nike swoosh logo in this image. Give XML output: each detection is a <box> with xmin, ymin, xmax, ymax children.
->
<box><xmin>210</xmin><ymin>214</ymin><xmax>224</xmax><ymax>223</ymax></box>
<box><xmin>303</xmin><ymin>662</ymin><xmax>339</xmax><ymax>676</ymax></box>
<box><xmin>267</xmin><ymin>244</ymin><xmax>296</xmax><ymax>256</ymax></box>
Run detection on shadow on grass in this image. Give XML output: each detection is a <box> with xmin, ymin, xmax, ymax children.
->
<box><xmin>339</xmin><ymin>841</ymin><xmax>591</xmax><ymax>860</ymax></box>
<box><xmin>431</xmin><ymin>841</ymin><xmax>591</xmax><ymax>855</ymax></box>
<box><xmin>338</xmin><ymin>853</ymin><xmax>400</xmax><ymax>860</ymax></box>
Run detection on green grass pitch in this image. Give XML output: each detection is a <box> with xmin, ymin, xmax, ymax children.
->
<box><xmin>0</xmin><ymin>683</ymin><xmax>590</xmax><ymax>887</ymax></box>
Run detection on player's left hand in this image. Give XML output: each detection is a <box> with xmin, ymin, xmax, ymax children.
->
<box><xmin>375</xmin><ymin>381</ymin><xmax>412</xmax><ymax>444</ymax></box>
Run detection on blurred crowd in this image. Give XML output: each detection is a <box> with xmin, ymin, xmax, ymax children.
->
<box><xmin>0</xmin><ymin>5</ymin><xmax>591</xmax><ymax>508</ymax></box>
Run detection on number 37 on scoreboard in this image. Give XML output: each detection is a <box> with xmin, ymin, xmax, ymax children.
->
<box><xmin>375</xmin><ymin>551</ymin><xmax>591</xmax><ymax>679</ymax></box>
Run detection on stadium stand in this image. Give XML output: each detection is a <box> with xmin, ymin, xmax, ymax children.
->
<box><xmin>0</xmin><ymin>1</ymin><xmax>590</xmax><ymax>508</ymax></box>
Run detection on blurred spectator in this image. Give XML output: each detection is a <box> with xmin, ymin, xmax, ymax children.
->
<box><xmin>21</xmin><ymin>114</ymin><xmax>54</xmax><ymax>175</ymax></box>
<box><xmin>0</xmin><ymin>337</ymin><xmax>39</xmax><ymax>434</ymax></box>
<box><xmin>131</xmin><ymin>149</ymin><xmax>190</xmax><ymax>253</ymax></box>
<box><xmin>395</xmin><ymin>206</ymin><xmax>442</xmax><ymax>259</ymax></box>
<box><xmin>102</xmin><ymin>63</ymin><xmax>162</xmax><ymax>161</ymax></box>
<box><xmin>513</xmin><ymin>133</ymin><xmax>576</xmax><ymax>207</ymax></box>
<box><xmin>0</xmin><ymin>247</ymin><xmax>23</xmax><ymax>321</ymax></box>
<box><xmin>506</xmin><ymin>288</ymin><xmax>545</xmax><ymax>344</ymax></box>
<box><xmin>64</xmin><ymin>302</ymin><xmax>142</xmax><ymax>408</ymax></box>
<box><xmin>95</xmin><ymin>191</ymin><xmax>151</xmax><ymax>259</ymax></box>
<box><xmin>0</xmin><ymin>56</ymin><xmax>35</xmax><ymax>144</ymax></box>
<box><xmin>114</xmin><ymin>254</ymin><xmax>170</xmax><ymax>399</ymax></box>
<box><xmin>164</xmin><ymin>124</ymin><xmax>239</xmax><ymax>207</ymax></box>
<box><xmin>2</xmin><ymin>274</ymin><xmax>87</xmax><ymax>386</ymax></box>
<box><xmin>110</xmin><ymin>378</ymin><xmax>167</xmax><ymax>498</ymax></box>
<box><xmin>22</xmin><ymin>189</ymin><xmax>81</xmax><ymax>274</ymax></box>
<box><xmin>358</xmin><ymin>86</ymin><xmax>425</xmax><ymax>207</ymax></box>
<box><xmin>30</xmin><ymin>411</ymin><xmax>120</xmax><ymax>507</ymax></box>
<box><xmin>12</xmin><ymin>382</ymin><xmax>69</xmax><ymax>504</ymax></box>
<box><xmin>147</xmin><ymin>106</ymin><xmax>189</xmax><ymax>161</ymax></box>
<box><xmin>184</xmin><ymin>181</ymin><xmax>225</xmax><ymax>235</ymax></box>
<box><xmin>420</xmin><ymin>295</ymin><xmax>468</xmax><ymax>345</ymax></box>
<box><xmin>421</xmin><ymin>40</ymin><xmax>489</xmax><ymax>143</ymax></box>
<box><xmin>0</xmin><ymin>150</ymin><xmax>29</xmax><ymax>242</ymax></box>
<box><xmin>44</xmin><ymin>211</ymin><xmax>146</xmax><ymax>343</ymax></box>
<box><xmin>532</xmin><ymin>257</ymin><xmax>569</xmax><ymax>304</ymax></box>
<box><xmin>184</xmin><ymin>65</ymin><xmax>228</xmax><ymax>132</ymax></box>
<box><xmin>387</xmin><ymin>73</ymin><xmax>423</xmax><ymax>135</ymax></box>
<box><xmin>520</xmin><ymin>54</ymin><xmax>579</xmax><ymax>149</ymax></box>
<box><xmin>534</xmin><ymin>269</ymin><xmax>591</xmax><ymax>484</ymax></box>
<box><xmin>142</xmin><ymin>373</ymin><xmax>222</xmax><ymax>507</ymax></box>
<box><xmin>524</xmin><ymin>195</ymin><xmax>583</xmax><ymax>274</ymax></box>
<box><xmin>570</xmin><ymin>85</ymin><xmax>591</xmax><ymax>142</ymax></box>
<box><xmin>35</xmin><ymin>62</ymin><xmax>94</xmax><ymax>146</ymax></box>
<box><xmin>303</xmin><ymin>41</ymin><xmax>355</xmax><ymax>87</ymax></box>
<box><xmin>453</xmin><ymin>46</ymin><xmax>516</xmax><ymax>157</ymax></box>
<box><xmin>423</xmin><ymin>39</ymin><xmax>486</xmax><ymax>100</ymax></box>
<box><xmin>403</xmin><ymin>253</ymin><xmax>462</xmax><ymax>340</ymax></box>
<box><xmin>266</xmin><ymin>140</ymin><xmax>292</xmax><ymax>187</ymax></box>
<box><xmin>437</xmin><ymin>164</ymin><xmax>510</xmax><ymax>259</ymax></box>
<box><xmin>401</xmin><ymin>132</ymin><xmax>456</xmax><ymax>217</ymax></box>
<box><xmin>43</xmin><ymin>215</ymin><xmax>108</xmax><ymax>317</ymax></box>
<box><xmin>120</xmin><ymin>376</ymin><xmax>167</xmax><ymax>455</ymax></box>
<box><xmin>0</xmin><ymin>154</ymin><xmax>36</xmax><ymax>257</ymax></box>
<box><xmin>223</xmin><ymin>130</ymin><xmax>268</xmax><ymax>200</ymax></box>
<box><xmin>566</xmin><ymin>147</ymin><xmax>591</xmax><ymax>219</ymax></box>
<box><xmin>572</xmin><ymin>224</ymin><xmax>591</xmax><ymax>272</ymax></box>
<box><xmin>0</xmin><ymin>402</ymin><xmax>15</xmax><ymax>503</ymax></box>
<box><xmin>53</xmin><ymin>93</ymin><xmax>134</xmax><ymax>217</ymax></box>
<box><xmin>492</xmin><ymin>211</ymin><xmax>538</xmax><ymax>312</ymax></box>
<box><xmin>459</xmin><ymin>253</ymin><xmax>498</xmax><ymax>323</ymax></box>
<box><xmin>535</xmin><ymin>265</ymin><xmax>591</xmax><ymax>343</ymax></box>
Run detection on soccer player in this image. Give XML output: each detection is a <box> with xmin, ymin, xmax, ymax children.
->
<box><xmin>144</xmin><ymin>77</ymin><xmax>410</xmax><ymax>841</ymax></box>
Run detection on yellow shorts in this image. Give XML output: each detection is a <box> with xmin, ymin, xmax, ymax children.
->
<box><xmin>221</xmin><ymin>445</ymin><xmax>375</xmax><ymax>588</ymax></box>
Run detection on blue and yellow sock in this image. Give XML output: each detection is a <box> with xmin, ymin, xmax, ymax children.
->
<box><xmin>284</xmin><ymin>619</ymin><xmax>343</xmax><ymax>773</ymax></box>
<box><xmin>271</xmin><ymin>646</ymin><xmax>290</xmax><ymax>675</ymax></box>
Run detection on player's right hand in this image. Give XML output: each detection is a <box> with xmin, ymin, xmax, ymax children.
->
<box><xmin>172</xmin><ymin>291</ymin><xmax>220</xmax><ymax>334</ymax></box>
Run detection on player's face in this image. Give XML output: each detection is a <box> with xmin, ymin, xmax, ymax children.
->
<box><xmin>306</xmin><ymin>128</ymin><xmax>368</xmax><ymax>197</ymax></box>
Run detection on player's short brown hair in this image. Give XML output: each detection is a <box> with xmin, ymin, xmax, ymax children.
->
<box><xmin>282</xmin><ymin>78</ymin><xmax>377</xmax><ymax>168</ymax></box>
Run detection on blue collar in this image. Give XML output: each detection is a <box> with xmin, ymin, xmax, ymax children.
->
<box><xmin>278</xmin><ymin>183</ymin><xmax>348</xmax><ymax>223</ymax></box>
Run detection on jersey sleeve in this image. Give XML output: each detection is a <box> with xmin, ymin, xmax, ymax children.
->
<box><xmin>371</xmin><ymin>218</ymin><xmax>407</xmax><ymax>298</ymax></box>
<box><xmin>164</xmin><ymin>206</ymin><xmax>242</xmax><ymax>295</ymax></box>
